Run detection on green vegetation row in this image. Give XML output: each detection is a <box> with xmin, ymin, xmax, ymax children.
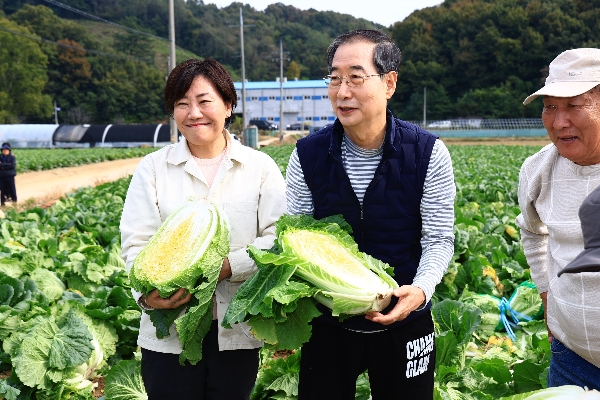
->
<box><xmin>12</xmin><ymin>147</ymin><xmax>158</xmax><ymax>173</ymax></box>
<box><xmin>0</xmin><ymin>178</ymin><xmax>139</xmax><ymax>398</ymax></box>
<box><xmin>0</xmin><ymin>144</ymin><xmax>551</xmax><ymax>399</ymax></box>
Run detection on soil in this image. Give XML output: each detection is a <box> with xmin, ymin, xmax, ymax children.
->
<box><xmin>1</xmin><ymin>157</ymin><xmax>143</xmax><ymax>212</ymax></box>
<box><xmin>0</xmin><ymin>135</ymin><xmax>550</xmax><ymax>213</ymax></box>
<box><xmin>257</xmin><ymin>133</ymin><xmax>304</xmax><ymax>147</ymax></box>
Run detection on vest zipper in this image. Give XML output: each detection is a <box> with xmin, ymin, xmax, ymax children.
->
<box><xmin>360</xmin><ymin>205</ymin><xmax>364</xmax><ymax>241</ymax></box>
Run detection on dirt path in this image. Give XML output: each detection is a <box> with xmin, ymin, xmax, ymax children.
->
<box><xmin>13</xmin><ymin>157</ymin><xmax>143</xmax><ymax>208</ymax></box>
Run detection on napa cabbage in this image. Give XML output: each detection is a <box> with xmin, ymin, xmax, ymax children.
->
<box><xmin>29</xmin><ymin>268</ymin><xmax>65</xmax><ymax>302</ymax></box>
<box><xmin>129</xmin><ymin>197</ymin><xmax>230</xmax><ymax>365</ymax></box>
<box><xmin>459</xmin><ymin>288</ymin><xmax>503</xmax><ymax>340</ymax></box>
<box><xmin>223</xmin><ymin>214</ymin><xmax>398</xmax><ymax>350</ymax></box>
<box><xmin>3</xmin><ymin>308</ymin><xmax>114</xmax><ymax>399</ymax></box>
<box><xmin>507</xmin><ymin>281</ymin><xmax>543</xmax><ymax>321</ymax></box>
<box><xmin>501</xmin><ymin>385</ymin><xmax>600</xmax><ymax>400</ymax></box>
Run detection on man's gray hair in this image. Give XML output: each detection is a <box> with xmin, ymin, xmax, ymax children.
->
<box><xmin>327</xmin><ymin>29</ymin><xmax>402</xmax><ymax>74</ymax></box>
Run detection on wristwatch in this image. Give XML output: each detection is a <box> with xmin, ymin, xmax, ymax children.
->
<box><xmin>137</xmin><ymin>294</ymin><xmax>154</xmax><ymax>311</ymax></box>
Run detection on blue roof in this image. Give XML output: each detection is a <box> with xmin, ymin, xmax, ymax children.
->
<box><xmin>234</xmin><ymin>80</ymin><xmax>326</xmax><ymax>90</ymax></box>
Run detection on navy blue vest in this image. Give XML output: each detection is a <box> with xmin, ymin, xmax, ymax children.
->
<box><xmin>296</xmin><ymin>110</ymin><xmax>437</xmax><ymax>331</ymax></box>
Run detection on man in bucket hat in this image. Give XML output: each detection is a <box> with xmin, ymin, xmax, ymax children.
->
<box><xmin>517</xmin><ymin>48</ymin><xmax>600</xmax><ymax>390</ymax></box>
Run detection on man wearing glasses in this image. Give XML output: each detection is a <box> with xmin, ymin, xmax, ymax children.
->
<box><xmin>285</xmin><ymin>29</ymin><xmax>456</xmax><ymax>399</ymax></box>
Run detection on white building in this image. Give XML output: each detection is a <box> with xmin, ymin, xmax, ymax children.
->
<box><xmin>233</xmin><ymin>79</ymin><xmax>336</xmax><ymax>130</ymax></box>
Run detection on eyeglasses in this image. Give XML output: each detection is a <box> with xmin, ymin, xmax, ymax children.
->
<box><xmin>323</xmin><ymin>73</ymin><xmax>385</xmax><ymax>87</ymax></box>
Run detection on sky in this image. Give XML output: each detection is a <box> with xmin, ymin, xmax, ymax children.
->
<box><xmin>206</xmin><ymin>0</ymin><xmax>444</xmax><ymax>28</ymax></box>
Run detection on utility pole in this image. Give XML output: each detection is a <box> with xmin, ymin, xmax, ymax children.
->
<box><xmin>229</xmin><ymin>8</ymin><xmax>253</xmax><ymax>139</ymax></box>
<box><xmin>273</xmin><ymin>39</ymin><xmax>289</xmax><ymax>141</ymax></box>
<box><xmin>279</xmin><ymin>40</ymin><xmax>284</xmax><ymax>141</ymax></box>
<box><xmin>423</xmin><ymin>86</ymin><xmax>427</xmax><ymax>127</ymax></box>
<box><xmin>54</xmin><ymin>101</ymin><xmax>59</xmax><ymax>124</ymax></box>
<box><xmin>169</xmin><ymin>0</ymin><xmax>177</xmax><ymax>143</ymax></box>
<box><xmin>240</xmin><ymin>7</ymin><xmax>248</xmax><ymax>130</ymax></box>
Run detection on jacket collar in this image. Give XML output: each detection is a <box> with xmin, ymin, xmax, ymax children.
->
<box><xmin>167</xmin><ymin>130</ymin><xmax>249</xmax><ymax>167</ymax></box>
<box><xmin>329</xmin><ymin>109</ymin><xmax>397</xmax><ymax>160</ymax></box>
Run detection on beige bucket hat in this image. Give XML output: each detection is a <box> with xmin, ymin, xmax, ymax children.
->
<box><xmin>523</xmin><ymin>48</ymin><xmax>600</xmax><ymax>105</ymax></box>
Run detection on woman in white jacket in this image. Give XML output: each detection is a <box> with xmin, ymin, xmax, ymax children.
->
<box><xmin>120</xmin><ymin>58</ymin><xmax>286</xmax><ymax>399</ymax></box>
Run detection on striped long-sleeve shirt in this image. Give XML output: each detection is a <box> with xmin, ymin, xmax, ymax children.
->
<box><xmin>286</xmin><ymin>134</ymin><xmax>456</xmax><ymax>306</ymax></box>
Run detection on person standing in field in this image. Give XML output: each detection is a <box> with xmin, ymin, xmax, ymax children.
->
<box><xmin>285</xmin><ymin>29</ymin><xmax>456</xmax><ymax>399</ymax></box>
<box><xmin>517</xmin><ymin>48</ymin><xmax>600</xmax><ymax>390</ymax></box>
<box><xmin>120</xmin><ymin>58</ymin><xmax>286</xmax><ymax>399</ymax></box>
<box><xmin>0</xmin><ymin>142</ymin><xmax>17</xmax><ymax>206</ymax></box>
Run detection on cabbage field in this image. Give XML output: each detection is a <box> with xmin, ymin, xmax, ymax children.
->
<box><xmin>0</xmin><ymin>144</ymin><xmax>551</xmax><ymax>399</ymax></box>
<box><xmin>10</xmin><ymin>148</ymin><xmax>157</xmax><ymax>173</ymax></box>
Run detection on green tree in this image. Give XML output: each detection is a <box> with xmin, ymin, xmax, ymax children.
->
<box><xmin>0</xmin><ymin>18</ymin><xmax>52</xmax><ymax>123</ymax></box>
<box><xmin>286</xmin><ymin>60</ymin><xmax>301</xmax><ymax>80</ymax></box>
<box><xmin>87</xmin><ymin>57</ymin><xmax>164</xmax><ymax>123</ymax></box>
<box><xmin>9</xmin><ymin>5</ymin><xmax>98</xmax><ymax>122</ymax></box>
<box><xmin>9</xmin><ymin>4</ymin><xmax>94</xmax><ymax>47</ymax></box>
<box><xmin>397</xmin><ymin>84</ymin><xmax>455</xmax><ymax>121</ymax></box>
<box><xmin>113</xmin><ymin>31</ymin><xmax>155</xmax><ymax>63</ymax></box>
<box><xmin>6</xmin><ymin>3</ymin><xmax>167</xmax><ymax>123</ymax></box>
<box><xmin>456</xmin><ymin>77</ymin><xmax>539</xmax><ymax>119</ymax></box>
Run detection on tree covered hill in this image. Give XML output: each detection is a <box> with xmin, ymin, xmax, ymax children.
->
<box><xmin>0</xmin><ymin>0</ymin><xmax>382</xmax><ymax>124</ymax></box>
<box><xmin>1</xmin><ymin>0</ymin><xmax>599</xmax><ymax>124</ymax></box>
<box><xmin>389</xmin><ymin>0</ymin><xmax>600</xmax><ymax>120</ymax></box>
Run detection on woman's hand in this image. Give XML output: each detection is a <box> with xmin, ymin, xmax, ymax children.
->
<box><xmin>218</xmin><ymin>257</ymin><xmax>232</xmax><ymax>282</ymax></box>
<box><xmin>143</xmin><ymin>287</ymin><xmax>192</xmax><ymax>309</ymax></box>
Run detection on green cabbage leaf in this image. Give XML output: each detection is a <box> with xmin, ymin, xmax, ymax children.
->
<box><xmin>104</xmin><ymin>357</ymin><xmax>148</xmax><ymax>400</ymax></box>
<box><xmin>459</xmin><ymin>287</ymin><xmax>503</xmax><ymax>340</ymax></box>
<box><xmin>223</xmin><ymin>214</ymin><xmax>398</xmax><ymax>350</ymax></box>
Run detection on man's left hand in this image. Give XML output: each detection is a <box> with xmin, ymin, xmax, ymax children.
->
<box><xmin>365</xmin><ymin>285</ymin><xmax>426</xmax><ymax>325</ymax></box>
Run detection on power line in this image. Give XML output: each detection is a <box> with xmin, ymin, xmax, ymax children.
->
<box><xmin>204</xmin><ymin>24</ymin><xmax>237</xmax><ymax>52</ymax></box>
<box><xmin>0</xmin><ymin>25</ymin><xmax>152</xmax><ymax>64</ymax></box>
<box><xmin>41</xmin><ymin>0</ymin><xmax>208</xmax><ymax>57</ymax></box>
<box><xmin>43</xmin><ymin>0</ymin><xmax>167</xmax><ymax>41</ymax></box>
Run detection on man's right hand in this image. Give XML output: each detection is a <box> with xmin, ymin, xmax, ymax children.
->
<box><xmin>540</xmin><ymin>291</ymin><xmax>553</xmax><ymax>342</ymax></box>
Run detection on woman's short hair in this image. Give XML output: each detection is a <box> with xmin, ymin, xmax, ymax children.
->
<box><xmin>164</xmin><ymin>58</ymin><xmax>237</xmax><ymax>126</ymax></box>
